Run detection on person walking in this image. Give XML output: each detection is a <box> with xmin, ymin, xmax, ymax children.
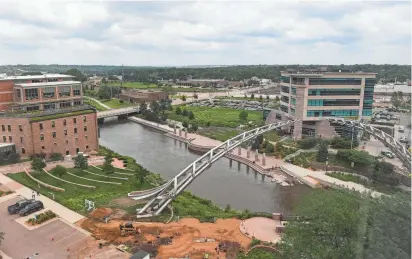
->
<box><xmin>36</xmin><ymin>190</ymin><xmax>40</xmax><ymax>196</ymax></box>
<box><xmin>32</xmin><ymin>191</ymin><xmax>35</xmax><ymax>199</ymax></box>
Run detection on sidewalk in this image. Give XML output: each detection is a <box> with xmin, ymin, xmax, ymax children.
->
<box><xmin>0</xmin><ymin>173</ymin><xmax>84</xmax><ymax>224</ymax></box>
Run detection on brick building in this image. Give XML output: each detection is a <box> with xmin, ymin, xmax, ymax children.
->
<box><xmin>0</xmin><ymin>106</ymin><xmax>99</xmax><ymax>158</ymax></box>
<box><xmin>0</xmin><ymin>74</ymin><xmax>83</xmax><ymax>111</ymax></box>
<box><xmin>119</xmin><ymin>90</ymin><xmax>168</xmax><ymax>103</ymax></box>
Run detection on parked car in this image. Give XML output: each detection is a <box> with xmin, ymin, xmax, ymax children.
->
<box><xmin>398</xmin><ymin>126</ymin><xmax>405</xmax><ymax>132</ymax></box>
<box><xmin>399</xmin><ymin>136</ymin><xmax>408</xmax><ymax>143</ymax></box>
<box><xmin>19</xmin><ymin>200</ymin><xmax>44</xmax><ymax>216</ymax></box>
<box><xmin>381</xmin><ymin>150</ymin><xmax>395</xmax><ymax>158</ymax></box>
<box><xmin>7</xmin><ymin>198</ymin><xmax>34</xmax><ymax>214</ymax></box>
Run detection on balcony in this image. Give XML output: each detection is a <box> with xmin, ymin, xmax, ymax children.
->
<box><xmin>280</xmin><ymin>100</ymin><xmax>289</xmax><ymax>107</ymax></box>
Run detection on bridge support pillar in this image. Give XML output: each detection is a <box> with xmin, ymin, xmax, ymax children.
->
<box><xmin>237</xmin><ymin>161</ymin><xmax>241</xmax><ymax>170</ymax></box>
<box><xmin>261</xmin><ymin>174</ymin><xmax>265</xmax><ymax>181</ymax></box>
<box><xmin>179</xmin><ymin>129</ymin><xmax>182</xmax><ymax>137</ymax></box>
<box><xmin>247</xmin><ymin>147</ymin><xmax>251</xmax><ymax>158</ymax></box>
<box><xmin>246</xmin><ymin>166</ymin><xmax>250</xmax><ymax>173</ymax></box>
<box><xmin>185</xmin><ymin>129</ymin><xmax>188</xmax><ymax>138</ymax></box>
<box><xmin>229</xmin><ymin>159</ymin><xmax>232</xmax><ymax>167</ymax></box>
<box><xmin>237</xmin><ymin>146</ymin><xmax>241</xmax><ymax>156</ymax></box>
<box><xmin>254</xmin><ymin>152</ymin><xmax>259</xmax><ymax>162</ymax></box>
<box><xmin>97</xmin><ymin>118</ymin><xmax>104</xmax><ymax>124</ymax></box>
<box><xmin>262</xmin><ymin>153</ymin><xmax>266</xmax><ymax>166</ymax></box>
<box><xmin>174</xmin><ymin>124</ymin><xmax>177</xmax><ymax>134</ymax></box>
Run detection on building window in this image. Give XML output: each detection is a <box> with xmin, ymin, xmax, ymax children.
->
<box><xmin>44</xmin><ymin>103</ymin><xmax>56</xmax><ymax>110</ymax></box>
<box><xmin>41</xmin><ymin>145</ymin><xmax>45</xmax><ymax>150</ymax></box>
<box><xmin>73</xmin><ymin>85</ymin><xmax>81</xmax><ymax>96</ymax></box>
<box><xmin>40</xmin><ymin>134</ymin><xmax>44</xmax><ymax>141</ymax></box>
<box><xmin>73</xmin><ymin>118</ymin><xmax>77</xmax><ymax>124</ymax></box>
<box><xmin>52</xmin><ymin>132</ymin><xmax>56</xmax><ymax>138</ymax></box>
<box><xmin>75</xmin><ymin>138</ymin><xmax>78</xmax><ymax>143</ymax></box>
<box><xmin>19</xmin><ymin>125</ymin><xmax>23</xmax><ymax>132</ymax></box>
<box><xmin>2</xmin><ymin>136</ymin><xmax>6</xmax><ymax>142</ymax></box>
<box><xmin>84</xmin><ymin>126</ymin><xmax>87</xmax><ymax>132</ymax></box>
<box><xmin>20</xmin><ymin>137</ymin><xmax>23</xmax><ymax>143</ymax></box>
<box><xmin>73</xmin><ymin>100</ymin><xmax>82</xmax><ymax>106</ymax></box>
<box><xmin>64</xmin><ymin>129</ymin><xmax>67</xmax><ymax>136</ymax></box>
<box><xmin>1</xmin><ymin>125</ymin><xmax>4</xmax><ymax>132</ymax></box>
<box><xmin>39</xmin><ymin>123</ymin><xmax>43</xmax><ymax>130</ymax></box>
<box><xmin>22</xmin><ymin>148</ymin><xmax>25</xmax><ymax>154</ymax></box>
<box><xmin>42</xmin><ymin>87</ymin><xmax>56</xmax><ymax>99</ymax></box>
<box><xmin>54</xmin><ymin>142</ymin><xmax>57</xmax><ymax>146</ymax></box>
<box><xmin>83</xmin><ymin>116</ymin><xmax>87</xmax><ymax>122</ymax></box>
<box><xmin>26</xmin><ymin>105</ymin><xmax>40</xmax><ymax>112</ymax></box>
<box><xmin>65</xmin><ymin>140</ymin><xmax>68</xmax><ymax>144</ymax></box>
<box><xmin>60</xmin><ymin>101</ymin><xmax>71</xmax><ymax>108</ymax></box>
<box><xmin>8</xmin><ymin>136</ymin><xmax>12</xmax><ymax>142</ymax></box>
<box><xmin>52</xmin><ymin>121</ymin><xmax>55</xmax><ymax>128</ymax></box>
<box><xmin>66</xmin><ymin>150</ymin><xmax>70</xmax><ymax>155</ymax></box>
<box><xmin>85</xmin><ymin>136</ymin><xmax>88</xmax><ymax>139</ymax></box>
<box><xmin>58</xmin><ymin>86</ymin><xmax>71</xmax><ymax>97</ymax></box>
<box><xmin>76</xmin><ymin>148</ymin><xmax>80</xmax><ymax>153</ymax></box>
<box><xmin>74</xmin><ymin>128</ymin><xmax>77</xmax><ymax>134</ymax></box>
<box><xmin>25</xmin><ymin>88</ymin><xmax>39</xmax><ymax>100</ymax></box>
<box><xmin>86</xmin><ymin>145</ymin><xmax>89</xmax><ymax>149</ymax></box>
<box><xmin>7</xmin><ymin>125</ymin><xmax>11</xmax><ymax>132</ymax></box>
<box><xmin>63</xmin><ymin>119</ymin><xmax>67</xmax><ymax>126</ymax></box>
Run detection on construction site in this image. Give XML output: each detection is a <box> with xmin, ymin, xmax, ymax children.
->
<box><xmin>78</xmin><ymin>208</ymin><xmax>253</xmax><ymax>259</ymax></box>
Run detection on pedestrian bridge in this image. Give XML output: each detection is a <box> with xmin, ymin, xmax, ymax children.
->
<box><xmin>97</xmin><ymin>107</ymin><xmax>139</xmax><ymax>119</ymax></box>
<box><xmin>128</xmin><ymin>117</ymin><xmax>411</xmax><ymax>217</ymax></box>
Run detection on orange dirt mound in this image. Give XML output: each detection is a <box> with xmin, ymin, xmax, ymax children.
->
<box><xmin>90</xmin><ymin>208</ymin><xmax>113</xmax><ymax>218</ymax></box>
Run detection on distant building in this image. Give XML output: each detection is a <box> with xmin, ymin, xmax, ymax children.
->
<box><xmin>0</xmin><ymin>106</ymin><xmax>98</xmax><ymax>158</ymax></box>
<box><xmin>176</xmin><ymin>79</ymin><xmax>244</xmax><ymax>88</ymax></box>
<box><xmin>269</xmin><ymin>70</ymin><xmax>377</xmax><ymax>139</ymax></box>
<box><xmin>0</xmin><ymin>74</ymin><xmax>83</xmax><ymax>112</ymax></box>
<box><xmin>119</xmin><ymin>90</ymin><xmax>168</xmax><ymax>103</ymax></box>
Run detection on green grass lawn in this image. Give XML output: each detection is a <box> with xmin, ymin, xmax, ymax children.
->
<box><xmin>102</xmin><ymin>99</ymin><xmax>136</xmax><ymax>109</ymax></box>
<box><xmin>8</xmin><ymin>166</ymin><xmax>151</xmax><ymax>214</ymax></box>
<box><xmin>84</xmin><ymin>99</ymin><xmax>108</xmax><ymax>111</ymax></box>
<box><xmin>110</xmin><ymin>82</ymin><xmax>158</xmax><ymax>89</ymax></box>
<box><xmin>167</xmin><ymin>106</ymin><xmax>264</xmax><ymax>128</ymax></box>
<box><xmin>198</xmin><ymin>127</ymin><xmax>242</xmax><ymax>142</ymax></box>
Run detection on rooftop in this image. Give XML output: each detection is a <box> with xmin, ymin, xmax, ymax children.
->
<box><xmin>281</xmin><ymin>70</ymin><xmax>377</xmax><ymax>76</ymax></box>
<box><xmin>15</xmin><ymin>81</ymin><xmax>81</xmax><ymax>87</ymax></box>
<box><xmin>0</xmin><ymin>74</ymin><xmax>75</xmax><ymax>81</ymax></box>
<box><xmin>1</xmin><ymin>105</ymin><xmax>96</xmax><ymax>121</ymax></box>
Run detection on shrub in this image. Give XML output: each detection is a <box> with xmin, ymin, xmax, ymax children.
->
<box><xmin>49</xmin><ymin>152</ymin><xmax>63</xmax><ymax>161</ymax></box>
<box><xmin>119</xmin><ymin>100</ymin><xmax>124</xmax><ymax>103</ymax></box>
<box><xmin>182</xmin><ymin>109</ymin><xmax>189</xmax><ymax>116</ymax></box>
<box><xmin>239</xmin><ymin>111</ymin><xmax>248</xmax><ymax>122</ymax></box>
<box><xmin>74</xmin><ymin>154</ymin><xmax>88</xmax><ymax>169</ymax></box>
<box><xmin>188</xmin><ymin>111</ymin><xmax>195</xmax><ymax>120</ymax></box>
<box><xmin>27</xmin><ymin>210</ymin><xmax>56</xmax><ymax>225</ymax></box>
<box><xmin>175</xmin><ymin>107</ymin><xmax>182</xmax><ymax>115</ymax></box>
<box><xmin>316</xmin><ymin>142</ymin><xmax>328</xmax><ymax>163</ymax></box>
<box><xmin>298</xmin><ymin>138</ymin><xmax>318</xmax><ymax>149</ymax></box>
<box><xmin>206</xmin><ymin>121</ymin><xmax>211</xmax><ymax>126</ymax></box>
<box><xmin>336</xmin><ymin>149</ymin><xmax>373</xmax><ymax>167</ymax></box>
<box><xmin>31</xmin><ymin>157</ymin><xmax>46</xmax><ymax>171</ymax></box>
<box><xmin>330</xmin><ymin>137</ymin><xmax>358</xmax><ymax>149</ymax></box>
<box><xmin>182</xmin><ymin>121</ymin><xmax>189</xmax><ymax>128</ymax></box>
<box><xmin>52</xmin><ymin>165</ymin><xmax>67</xmax><ymax>177</ymax></box>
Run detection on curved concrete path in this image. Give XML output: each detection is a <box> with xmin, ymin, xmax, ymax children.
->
<box><xmin>84</xmin><ymin>96</ymin><xmax>112</xmax><ymax>110</ymax></box>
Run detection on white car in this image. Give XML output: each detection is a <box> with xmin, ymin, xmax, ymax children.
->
<box><xmin>399</xmin><ymin>136</ymin><xmax>408</xmax><ymax>143</ymax></box>
<box><xmin>398</xmin><ymin>126</ymin><xmax>405</xmax><ymax>132</ymax></box>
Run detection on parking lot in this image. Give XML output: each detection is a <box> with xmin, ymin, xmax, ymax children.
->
<box><xmin>0</xmin><ymin>196</ymin><xmax>89</xmax><ymax>259</ymax></box>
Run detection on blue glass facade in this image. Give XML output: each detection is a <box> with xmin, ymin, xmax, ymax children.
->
<box><xmin>307</xmin><ymin>109</ymin><xmax>359</xmax><ymax>117</ymax></box>
<box><xmin>308</xmin><ymin>99</ymin><xmax>360</xmax><ymax>106</ymax></box>
<box><xmin>362</xmin><ymin>78</ymin><xmax>375</xmax><ymax>116</ymax></box>
<box><xmin>309</xmin><ymin>78</ymin><xmax>362</xmax><ymax>85</ymax></box>
<box><xmin>308</xmin><ymin>88</ymin><xmax>361</xmax><ymax>96</ymax></box>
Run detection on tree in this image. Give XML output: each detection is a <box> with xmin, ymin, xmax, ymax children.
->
<box><xmin>316</xmin><ymin>141</ymin><xmax>328</xmax><ymax>162</ymax></box>
<box><xmin>31</xmin><ymin>157</ymin><xmax>46</xmax><ymax>171</ymax></box>
<box><xmin>182</xmin><ymin>109</ymin><xmax>189</xmax><ymax>116</ymax></box>
<box><xmin>266</xmin><ymin>142</ymin><xmax>275</xmax><ymax>153</ymax></box>
<box><xmin>298</xmin><ymin>137</ymin><xmax>318</xmax><ymax>149</ymax></box>
<box><xmin>182</xmin><ymin>120</ymin><xmax>189</xmax><ymax>128</ymax></box>
<box><xmin>275</xmin><ymin>96</ymin><xmax>280</xmax><ymax>102</ymax></box>
<box><xmin>239</xmin><ymin>110</ymin><xmax>248</xmax><ymax>121</ymax></box>
<box><xmin>266</xmin><ymin>95</ymin><xmax>270</xmax><ymax>100</ymax></box>
<box><xmin>250</xmin><ymin>93</ymin><xmax>255</xmax><ymax>99</ymax></box>
<box><xmin>49</xmin><ymin>152</ymin><xmax>63</xmax><ymax>161</ymax></box>
<box><xmin>139</xmin><ymin>102</ymin><xmax>148</xmax><ymax>114</ymax></box>
<box><xmin>191</xmin><ymin>122</ymin><xmax>198</xmax><ymax>132</ymax></box>
<box><xmin>188</xmin><ymin>111</ymin><xmax>195</xmax><ymax>120</ymax></box>
<box><xmin>66</xmin><ymin>68</ymin><xmax>87</xmax><ymax>82</ymax></box>
<box><xmin>52</xmin><ymin>165</ymin><xmax>67</xmax><ymax>177</ymax></box>
<box><xmin>135</xmin><ymin>168</ymin><xmax>149</xmax><ymax>184</ymax></box>
<box><xmin>175</xmin><ymin>106</ymin><xmax>182</xmax><ymax>115</ymax></box>
<box><xmin>74</xmin><ymin>154</ymin><xmax>88</xmax><ymax>169</ymax></box>
<box><xmin>391</xmin><ymin>91</ymin><xmax>402</xmax><ymax>109</ymax></box>
<box><xmin>278</xmin><ymin>190</ymin><xmax>363</xmax><ymax>259</ymax></box>
<box><xmin>150</xmin><ymin>101</ymin><xmax>160</xmax><ymax>113</ymax></box>
<box><xmin>103</xmin><ymin>156</ymin><xmax>114</xmax><ymax>173</ymax></box>
<box><xmin>181</xmin><ymin>95</ymin><xmax>187</xmax><ymax>102</ymax></box>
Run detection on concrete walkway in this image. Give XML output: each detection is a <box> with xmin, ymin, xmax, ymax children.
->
<box><xmin>84</xmin><ymin>96</ymin><xmax>112</xmax><ymax>110</ymax></box>
<box><xmin>0</xmin><ymin>173</ymin><xmax>85</xmax><ymax>223</ymax></box>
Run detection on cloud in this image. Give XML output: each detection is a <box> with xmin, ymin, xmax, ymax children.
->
<box><xmin>0</xmin><ymin>1</ymin><xmax>410</xmax><ymax>65</ymax></box>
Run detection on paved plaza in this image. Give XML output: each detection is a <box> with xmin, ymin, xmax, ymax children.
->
<box><xmin>240</xmin><ymin>217</ymin><xmax>281</xmax><ymax>243</ymax></box>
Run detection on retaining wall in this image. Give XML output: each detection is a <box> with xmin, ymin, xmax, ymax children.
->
<box><xmin>24</xmin><ymin>169</ymin><xmax>65</xmax><ymax>192</ymax></box>
<box><xmin>280</xmin><ymin>166</ymin><xmax>318</xmax><ymax>188</ymax></box>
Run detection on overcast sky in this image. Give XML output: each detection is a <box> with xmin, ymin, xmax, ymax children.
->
<box><xmin>0</xmin><ymin>1</ymin><xmax>411</xmax><ymax>66</ymax></box>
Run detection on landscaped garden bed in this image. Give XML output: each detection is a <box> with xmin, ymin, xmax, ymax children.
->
<box><xmin>27</xmin><ymin>210</ymin><xmax>56</xmax><ymax>225</ymax></box>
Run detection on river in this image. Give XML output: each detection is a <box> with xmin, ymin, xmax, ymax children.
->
<box><xmin>99</xmin><ymin>119</ymin><xmax>312</xmax><ymax>214</ymax></box>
